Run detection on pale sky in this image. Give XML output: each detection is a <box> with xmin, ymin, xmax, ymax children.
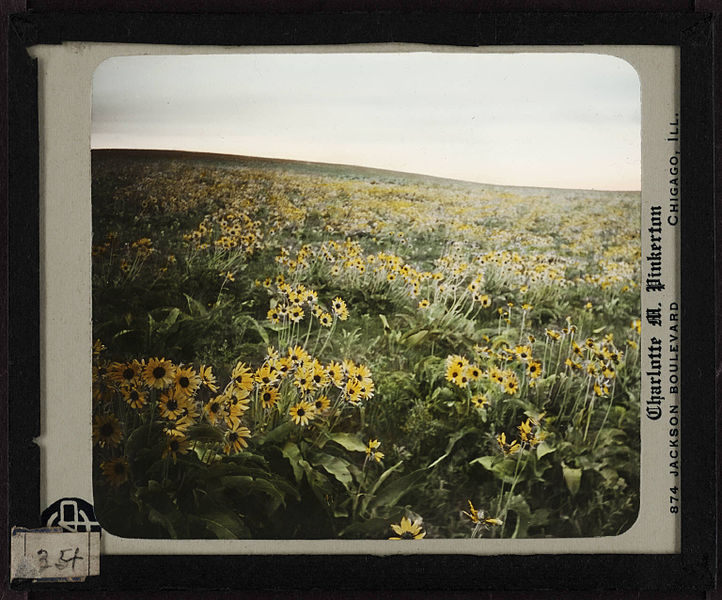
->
<box><xmin>92</xmin><ymin>52</ymin><xmax>640</xmax><ymax>190</ymax></box>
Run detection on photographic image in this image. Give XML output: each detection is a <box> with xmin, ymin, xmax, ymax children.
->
<box><xmin>89</xmin><ymin>51</ymin><xmax>641</xmax><ymax>541</ymax></box>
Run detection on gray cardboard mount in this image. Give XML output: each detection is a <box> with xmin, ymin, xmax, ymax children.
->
<box><xmin>29</xmin><ymin>42</ymin><xmax>680</xmax><ymax>556</ymax></box>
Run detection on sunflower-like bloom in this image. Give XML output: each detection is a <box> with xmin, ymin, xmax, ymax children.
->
<box><xmin>462</xmin><ymin>499</ymin><xmax>482</xmax><ymax>524</ymax></box>
<box><xmin>496</xmin><ymin>432</ymin><xmax>521</xmax><ymax>456</ymax></box>
<box><xmin>121</xmin><ymin>383</ymin><xmax>148</xmax><ymax>410</ymax></box>
<box><xmin>288</xmin><ymin>305</ymin><xmax>305</xmax><ymax>324</ymax></box>
<box><xmin>107</xmin><ymin>360</ymin><xmax>142</xmax><ymax>386</ymax></box>
<box><xmin>293</xmin><ymin>364</ymin><xmax>315</xmax><ymax>393</ymax></box>
<box><xmin>325</xmin><ymin>361</ymin><xmax>345</xmax><ymax>388</ymax></box>
<box><xmin>312</xmin><ymin>394</ymin><xmax>331</xmax><ymax>414</ymax></box>
<box><xmin>158</xmin><ymin>387</ymin><xmax>189</xmax><ymax>420</ymax></box>
<box><xmin>92</xmin><ymin>413</ymin><xmax>123</xmax><ymax>448</ymax></box>
<box><xmin>174</xmin><ymin>365</ymin><xmax>201</xmax><ymax>398</ymax></box>
<box><xmin>143</xmin><ymin>357</ymin><xmax>177</xmax><ymax>390</ymax></box>
<box><xmin>503</xmin><ymin>372</ymin><xmax>519</xmax><ymax>395</ymax></box>
<box><xmin>345</xmin><ymin>379</ymin><xmax>363</xmax><ymax>404</ymax></box>
<box><xmin>199</xmin><ymin>364</ymin><xmax>218</xmax><ymax>393</ymax></box>
<box><xmin>287</xmin><ymin>345</ymin><xmax>309</xmax><ymax>366</ymax></box>
<box><xmin>331</xmin><ymin>297</ymin><xmax>349</xmax><ymax>321</ymax></box>
<box><xmin>463</xmin><ymin>500</ymin><xmax>503</xmax><ymax>528</ymax></box>
<box><xmin>162</xmin><ymin>436</ymin><xmax>191</xmax><ymax>463</ymax></box>
<box><xmin>259</xmin><ymin>386</ymin><xmax>279</xmax><ymax>409</ymax></box>
<box><xmin>319</xmin><ymin>312</ymin><xmax>333</xmax><ymax>327</ymax></box>
<box><xmin>164</xmin><ymin>416</ymin><xmax>194</xmax><ymax>438</ymax></box>
<box><xmin>466</xmin><ymin>364</ymin><xmax>482</xmax><ymax>381</ymax></box>
<box><xmin>517</xmin><ymin>417</ymin><xmax>546</xmax><ymax>447</ymax></box>
<box><xmin>309</xmin><ymin>360</ymin><xmax>328</xmax><ymax>388</ymax></box>
<box><xmin>255</xmin><ymin>363</ymin><xmax>279</xmax><ymax>387</ymax></box>
<box><xmin>204</xmin><ymin>396</ymin><xmax>226</xmax><ymax>425</ymax></box>
<box><xmin>272</xmin><ymin>356</ymin><xmax>293</xmax><ymax>379</ymax></box>
<box><xmin>289</xmin><ymin>401</ymin><xmax>315</xmax><ymax>426</ymax></box>
<box><xmin>389</xmin><ymin>516</ymin><xmax>426</xmax><ymax>540</ymax></box>
<box><xmin>100</xmin><ymin>456</ymin><xmax>130</xmax><ymax>487</ymax></box>
<box><xmin>527</xmin><ymin>361</ymin><xmax>542</xmax><ymax>379</ymax></box>
<box><xmin>231</xmin><ymin>362</ymin><xmax>254</xmax><ymax>397</ymax></box>
<box><xmin>365</xmin><ymin>439</ymin><xmax>384</xmax><ymax>462</ymax></box>
<box><xmin>470</xmin><ymin>394</ymin><xmax>488</xmax><ymax>408</ymax></box>
<box><xmin>446</xmin><ymin>354</ymin><xmax>469</xmax><ymax>370</ymax></box>
<box><xmin>357</xmin><ymin>378</ymin><xmax>375</xmax><ymax>401</ymax></box>
<box><xmin>224</xmin><ymin>425</ymin><xmax>251</xmax><ymax>454</ymax></box>
<box><xmin>514</xmin><ymin>345</ymin><xmax>532</xmax><ymax>362</ymax></box>
<box><xmin>446</xmin><ymin>363</ymin><xmax>470</xmax><ymax>388</ymax></box>
<box><xmin>545</xmin><ymin>329</ymin><xmax>561</xmax><ymax>341</ymax></box>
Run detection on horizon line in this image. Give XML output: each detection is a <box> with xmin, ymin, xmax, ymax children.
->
<box><xmin>91</xmin><ymin>146</ymin><xmax>642</xmax><ymax>194</ymax></box>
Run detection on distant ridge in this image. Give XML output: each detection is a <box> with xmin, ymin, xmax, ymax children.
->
<box><xmin>91</xmin><ymin>148</ymin><xmax>640</xmax><ymax>195</ymax></box>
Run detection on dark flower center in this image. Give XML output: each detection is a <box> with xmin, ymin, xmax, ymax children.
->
<box><xmin>314</xmin><ymin>375</ymin><xmax>322</xmax><ymax>384</ymax></box>
<box><xmin>130</xmin><ymin>390</ymin><xmax>139</xmax><ymax>401</ymax></box>
<box><xmin>297</xmin><ymin>408</ymin><xmax>305</xmax><ymax>417</ymax></box>
<box><xmin>179</xmin><ymin>376</ymin><xmax>190</xmax><ymax>388</ymax></box>
<box><xmin>153</xmin><ymin>366</ymin><xmax>166</xmax><ymax>379</ymax></box>
<box><xmin>100</xmin><ymin>423</ymin><xmax>114</xmax><ymax>437</ymax></box>
<box><xmin>263</xmin><ymin>392</ymin><xmax>271</xmax><ymax>402</ymax></box>
<box><xmin>167</xmin><ymin>399</ymin><xmax>178</xmax><ymax>411</ymax></box>
<box><xmin>401</xmin><ymin>531</ymin><xmax>415</xmax><ymax>540</ymax></box>
<box><xmin>210</xmin><ymin>402</ymin><xmax>220</xmax><ymax>413</ymax></box>
<box><xmin>229</xmin><ymin>433</ymin><xmax>238</xmax><ymax>442</ymax></box>
<box><xmin>123</xmin><ymin>368</ymin><xmax>134</xmax><ymax>380</ymax></box>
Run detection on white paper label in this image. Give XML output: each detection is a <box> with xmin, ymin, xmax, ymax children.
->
<box><xmin>10</xmin><ymin>527</ymin><xmax>100</xmax><ymax>581</ymax></box>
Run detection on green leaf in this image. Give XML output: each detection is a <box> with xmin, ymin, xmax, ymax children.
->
<box><xmin>111</xmin><ymin>329</ymin><xmax>134</xmax><ymax>340</ymax></box>
<box><xmin>246</xmin><ymin>478</ymin><xmax>289</xmax><ymax>511</ymax></box>
<box><xmin>364</xmin><ymin>467</ymin><xmax>427</xmax><ymax>516</ymax></box>
<box><xmin>199</xmin><ymin>510</ymin><xmax>250</xmax><ymax>539</ymax></box>
<box><xmin>218</xmin><ymin>475</ymin><xmax>254</xmax><ymax>490</ymax></box>
<box><xmin>162</xmin><ymin>307</ymin><xmax>182</xmax><ymax>328</ymax></box>
<box><xmin>379</xmin><ymin>314</ymin><xmax>391</xmax><ymax>331</ymax></box>
<box><xmin>536</xmin><ymin>442</ymin><xmax>555</xmax><ymax>459</ymax></box>
<box><xmin>428</xmin><ymin>427</ymin><xmax>478</xmax><ymax>468</ymax></box>
<box><xmin>340</xmin><ymin>517</ymin><xmax>389</xmax><ymax>538</ymax></box>
<box><xmin>563</xmin><ymin>464</ymin><xmax>583</xmax><ymax>496</ymax></box>
<box><xmin>328</xmin><ymin>433</ymin><xmax>368</xmax><ymax>453</ymax></box>
<box><xmin>282</xmin><ymin>442</ymin><xmax>305</xmax><ymax>483</ymax></box>
<box><xmin>507</xmin><ymin>494</ymin><xmax>531</xmax><ymax>538</ymax></box>
<box><xmin>312</xmin><ymin>453</ymin><xmax>354</xmax><ymax>491</ymax></box>
<box><xmin>363</xmin><ymin>460</ymin><xmax>403</xmax><ymax>513</ymax></box>
<box><xmin>258</xmin><ymin>421</ymin><xmax>295</xmax><ymax>446</ymax></box>
<box><xmin>184</xmin><ymin>293</ymin><xmax>208</xmax><ymax>317</ymax></box>
<box><xmin>470</xmin><ymin>455</ymin><xmax>520</xmax><ymax>484</ymax></box>
<box><xmin>403</xmin><ymin>329</ymin><xmax>429</xmax><ymax>347</ymax></box>
<box><xmin>188</xmin><ymin>423</ymin><xmax>225</xmax><ymax>443</ymax></box>
<box><xmin>470</xmin><ymin>455</ymin><xmax>495</xmax><ymax>470</ymax></box>
<box><xmin>239</xmin><ymin>315</ymin><xmax>270</xmax><ymax>346</ymax></box>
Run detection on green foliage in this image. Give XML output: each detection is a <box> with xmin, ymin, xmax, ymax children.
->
<box><xmin>91</xmin><ymin>151</ymin><xmax>640</xmax><ymax>541</ymax></box>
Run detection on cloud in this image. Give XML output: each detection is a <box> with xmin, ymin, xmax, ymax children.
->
<box><xmin>92</xmin><ymin>51</ymin><xmax>640</xmax><ymax>190</ymax></box>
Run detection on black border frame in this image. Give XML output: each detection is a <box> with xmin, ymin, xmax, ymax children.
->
<box><xmin>6</xmin><ymin>10</ymin><xmax>717</xmax><ymax>593</ymax></box>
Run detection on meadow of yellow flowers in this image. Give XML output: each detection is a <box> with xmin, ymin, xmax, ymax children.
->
<box><xmin>91</xmin><ymin>150</ymin><xmax>640</xmax><ymax>540</ymax></box>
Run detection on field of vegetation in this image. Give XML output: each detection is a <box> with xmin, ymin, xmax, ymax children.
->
<box><xmin>91</xmin><ymin>149</ymin><xmax>640</xmax><ymax>540</ymax></box>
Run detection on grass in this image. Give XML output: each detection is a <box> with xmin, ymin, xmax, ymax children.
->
<box><xmin>91</xmin><ymin>149</ymin><xmax>640</xmax><ymax>540</ymax></box>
